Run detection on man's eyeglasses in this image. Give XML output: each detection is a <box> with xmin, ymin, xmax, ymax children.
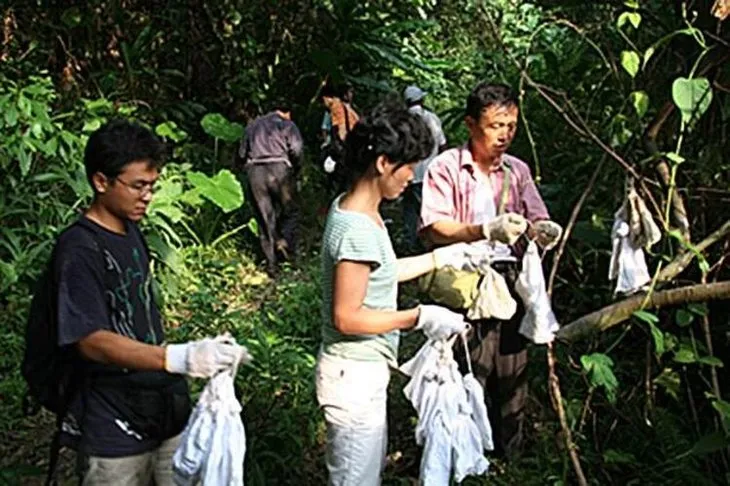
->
<box><xmin>115</xmin><ymin>177</ymin><xmax>158</xmax><ymax>196</ymax></box>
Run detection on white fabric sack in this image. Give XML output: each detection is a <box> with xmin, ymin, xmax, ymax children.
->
<box><xmin>515</xmin><ymin>240</ymin><xmax>559</xmax><ymax>344</ymax></box>
<box><xmin>463</xmin><ymin>373</ymin><xmax>493</xmax><ymax>451</ymax></box>
<box><xmin>608</xmin><ymin>218</ymin><xmax>651</xmax><ymax>295</ymax></box>
<box><xmin>173</xmin><ymin>368</ymin><xmax>245</xmax><ymax>486</ymax></box>
<box><xmin>467</xmin><ymin>266</ymin><xmax>517</xmax><ymax>321</ymax></box>
<box><xmin>401</xmin><ymin>334</ymin><xmax>492</xmax><ymax>484</ymax></box>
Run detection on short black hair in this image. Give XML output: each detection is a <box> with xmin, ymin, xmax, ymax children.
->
<box><xmin>271</xmin><ymin>98</ymin><xmax>292</xmax><ymax>113</ymax></box>
<box><xmin>466</xmin><ymin>82</ymin><xmax>518</xmax><ymax>120</ymax></box>
<box><xmin>344</xmin><ymin>102</ymin><xmax>433</xmax><ymax>181</ymax></box>
<box><xmin>84</xmin><ymin>119</ymin><xmax>165</xmax><ymax>191</ymax></box>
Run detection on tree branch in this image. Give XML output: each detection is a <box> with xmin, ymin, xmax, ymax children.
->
<box><xmin>557</xmin><ymin>281</ymin><xmax>730</xmax><ymax>342</ymax></box>
<box><xmin>657</xmin><ymin>219</ymin><xmax>730</xmax><ymax>282</ymax></box>
<box><xmin>547</xmin><ymin>157</ymin><xmax>605</xmax><ymax>296</ymax></box>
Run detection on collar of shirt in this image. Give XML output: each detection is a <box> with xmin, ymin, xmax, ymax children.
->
<box><xmin>458</xmin><ymin>142</ymin><xmax>506</xmax><ymax>179</ymax></box>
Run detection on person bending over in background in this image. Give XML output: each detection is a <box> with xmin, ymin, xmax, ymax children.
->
<box><xmin>237</xmin><ymin>101</ymin><xmax>304</xmax><ymax>276</ymax></box>
<box><xmin>43</xmin><ymin>120</ymin><xmax>247</xmax><ymax>485</ymax></box>
<box><xmin>316</xmin><ymin>102</ymin><xmax>487</xmax><ymax>485</ymax></box>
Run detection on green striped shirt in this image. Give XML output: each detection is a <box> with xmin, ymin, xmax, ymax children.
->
<box><xmin>320</xmin><ymin>195</ymin><xmax>399</xmax><ymax>363</ymax></box>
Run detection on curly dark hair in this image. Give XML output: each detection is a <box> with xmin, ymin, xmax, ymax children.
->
<box><xmin>343</xmin><ymin>102</ymin><xmax>434</xmax><ymax>182</ymax></box>
<box><xmin>84</xmin><ymin>119</ymin><xmax>165</xmax><ymax>193</ymax></box>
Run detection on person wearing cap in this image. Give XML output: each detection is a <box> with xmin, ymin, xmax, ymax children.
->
<box><xmin>419</xmin><ymin>82</ymin><xmax>563</xmax><ymax>459</ymax></box>
<box><xmin>402</xmin><ymin>85</ymin><xmax>447</xmax><ymax>253</ymax></box>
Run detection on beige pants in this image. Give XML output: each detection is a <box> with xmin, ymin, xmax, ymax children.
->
<box><xmin>79</xmin><ymin>434</ymin><xmax>181</xmax><ymax>486</ymax></box>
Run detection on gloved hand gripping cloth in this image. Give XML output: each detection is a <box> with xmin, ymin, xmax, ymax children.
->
<box><xmin>173</xmin><ymin>356</ymin><xmax>246</xmax><ymax>485</ymax></box>
<box><xmin>400</xmin><ymin>332</ymin><xmax>493</xmax><ymax>485</ymax></box>
<box><xmin>515</xmin><ymin>240</ymin><xmax>560</xmax><ymax>344</ymax></box>
<box><xmin>608</xmin><ymin>181</ymin><xmax>661</xmax><ymax>295</ymax></box>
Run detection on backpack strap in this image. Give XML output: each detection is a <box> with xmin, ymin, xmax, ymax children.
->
<box><xmin>497</xmin><ymin>161</ymin><xmax>512</xmax><ymax>215</ymax></box>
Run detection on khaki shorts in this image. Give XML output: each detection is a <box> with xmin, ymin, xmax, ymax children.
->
<box><xmin>78</xmin><ymin>434</ymin><xmax>181</xmax><ymax>486</ymax></box>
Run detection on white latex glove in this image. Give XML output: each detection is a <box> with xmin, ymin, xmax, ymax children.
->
<box><xmin>165</xmin><ymin>335</ymin><xmax>252</xmax><ymax>378</ymax></box>
<box><xmin>432</xmin><ymin>243</ymin><xmax>490</xmax><ymax>272</ymax></box>
<box><xmin>482</xmin><ymin>213</ymin><xmax>528</xmax><ymax>245</ymax></box>
<box><xmin>414</xmin><ymin>305</ymin><xmax>467</xmax><ymax>341</ymax></box>
<box><xmin>533</xmin><ymin>220</ymin><xmax>562</xmax><ymax>250</ymax></box>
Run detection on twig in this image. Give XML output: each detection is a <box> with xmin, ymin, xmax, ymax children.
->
<box><xmin>547</xmin><ymin>343</ymin><xmax>589</xmax><ymax>486</ymax></box>
<box><xmin>547</xmin><ymin>157</ymin><xmax>605</xmax><ymax>296</ymax></box>
<box><xmin>657</xmin><ymin>219</ymin><xmax>730</xmax><ymax>282</ymax></box>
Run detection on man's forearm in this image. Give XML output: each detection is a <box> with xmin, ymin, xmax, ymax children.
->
<box><xmin>425</xmin><ymin>220</ymin><xmax>484</xmax><ymax>245</ymax></box>
<box><xmin>77</xmin><ymin>330</ymin><xmax>166</xmax><ymax>371</ymax></box>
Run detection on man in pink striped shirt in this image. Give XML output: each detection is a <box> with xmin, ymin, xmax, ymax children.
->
<box><xmin>420</xmin><ymin>82</ymin><xmax>561</xmax><ymax>459</ymax></box>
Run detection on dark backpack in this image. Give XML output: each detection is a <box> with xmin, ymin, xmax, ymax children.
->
<box><xmin>21</xmin><ymin>220</ymin><xmax>107</xmax><ymax>485</ymax></box>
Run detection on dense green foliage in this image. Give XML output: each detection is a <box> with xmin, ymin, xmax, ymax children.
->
<box><xmin>1</xmin><ymin>1</ymin><xmax>729</xmax><ymax>484</ymax></box>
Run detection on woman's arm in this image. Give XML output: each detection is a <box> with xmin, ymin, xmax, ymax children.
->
<box><xmin>332</xmin><ymin>260</ymin><xmax>419</xmax><ymax>335</ymax></box>
<box><xmin>397</xmin><ymin>252</ymin><xmax>436</xmax><ymax>282</ymax></box>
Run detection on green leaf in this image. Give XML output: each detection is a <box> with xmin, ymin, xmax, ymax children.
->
<box><xmin>712</xmin><ymin>399</ymin><xmax>730</xmax><ymax>420</ymax></box>
<box><xmin>674</xmin><ymin>344</ymin><xmax>697</xmax><ymax>364</ymax></box>
<box><xmin>665</xmin><ymin>152</ymin><xmax>685</xmax><ymax>164</ymax></box>
<box><xmin>690</xmin><ymin>432</ymin><xmax>728</xmax><ymax>456</ymax></box>
<box><xmin>633</xmin><ymin>310</ymin><xmax>659</xmax><ymax>324</ymax></box>
<box><xmin>654</xmin><ymin>368</ymin><xmax>680</xmax><ymax>400</ymax></box>
<box><xmin>17</xmin><ymin>147</ymin><xmax>31</xmax><ymax>177</ymax></box>
<box><xmin>698</xmin><ymin>356</ymin><xmax>724</xmax><ymax>367</ymax></box>
<box><xmin>186</xmin><ymin>169</ymin><xmax>244</xmax><ymax>213</ymax></box>
<box><xmin>675</xmin><ymin>309</ymin><xmax>694</xmax><ymax>327</ymax></box>
<box><xmin>624</xmin><ymin>0</ymin><xmax>639</xmax><ymax>8</ymax></box>
<box><xmin>643</xmin><ymin>46</ymin><xmax>655</xmax><ymax>68</ymax></box>
<box><xmin>581</xmin><ymin>353</ymin><xmax>619</xmax><ymax>403</ymax></box>
<box><xmin>688</xmin><ymin>303</ymin><xmax>709</xmax><ymax>316</ymax></box>
<box><xmin>630</xmin><ymin>91</ymin><xmax>649</xmax><ymax>118</ymax></box>
<box><xmin>155</xmin><ymin>121</ymin><xmax>188</xmax><ymax>143</ymax></box>
<box><xmin>672</xmin><ymin>77</ymin><xmax>713</xmax><ymax>125</ymax></box>
<box><xmin>247</xmin><ymin>217</ymin><xmax>259</xmax><ymax>236</ymax></box>
<box><xmin>621</xmin><ymin>51</ymin><xmax>640</xmax><ymax>78</ymax></box>
<box><xmin>82</xmin><ymin>119</ymin><xmax>102</xmax><ymax>133</ymax></box>
<box><xmin>4</xmin><ymin>105</ymin><xmax>18</xmax><ymax>127</ymax></box>
<box><xmin>648</xmin><ymin>321</ymin><xmax>664</xmax><ymax>355</ymax></box>
<box><xmin>618</xmin><ymin>12</ymin><xmax>641</xmax><ymax>29</ymax></box>
<box><xmin>200</xmin><ymin>113</ymin><xmax>244</xmax><ymax>143</ymax></box>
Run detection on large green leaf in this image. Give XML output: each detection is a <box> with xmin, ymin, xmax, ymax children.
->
<box><xmin>581</xmin><ymin>353</ymin><xmax>619</xmax><ymax>403</ymax></box>
<box><xmin>672</xmin><ymin>77</ymin><xmax>713</xmax><ymax>124</ymax></box>
<box><xmin>200</xmin><ymin>113</ymin><xmax>244</xmax><ymax>143</ymax></box>
<box><xmin>186</xmin><ymin>169</ymin><xmax>243</xmax><ymax>213</ymax></box>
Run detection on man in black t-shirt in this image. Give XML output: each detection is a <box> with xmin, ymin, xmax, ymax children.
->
<box><xmin>52</xmin><ymin>120</ymin><xmax>249</xmax><ymax>485</ymax></box>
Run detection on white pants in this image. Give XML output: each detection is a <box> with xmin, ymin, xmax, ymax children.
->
<box><xmin>315</xmin><ymin>353</ymin><xmax>390</xmax><ymax>486</ymax></box>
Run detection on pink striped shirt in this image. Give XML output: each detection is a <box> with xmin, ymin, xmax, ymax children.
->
<box><xmin>420</xmin><ymin>144</ymin><xmax>549</xmax><ymax>230</ymax></box>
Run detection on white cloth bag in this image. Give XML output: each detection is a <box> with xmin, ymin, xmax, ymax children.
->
<box><xmin>400</xmin><ymin>334</ymin><xmax>492</xmax><ymax>485</ymax></box>
<box><xmin>515</xmin><ymin>240</ymin><xmax>559</xmax><ymax>344</ymax></box>
<box><xmin>173</xmin><ymin>366</ymin><xmax>245</xmax><ymax>486</ymax></box>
